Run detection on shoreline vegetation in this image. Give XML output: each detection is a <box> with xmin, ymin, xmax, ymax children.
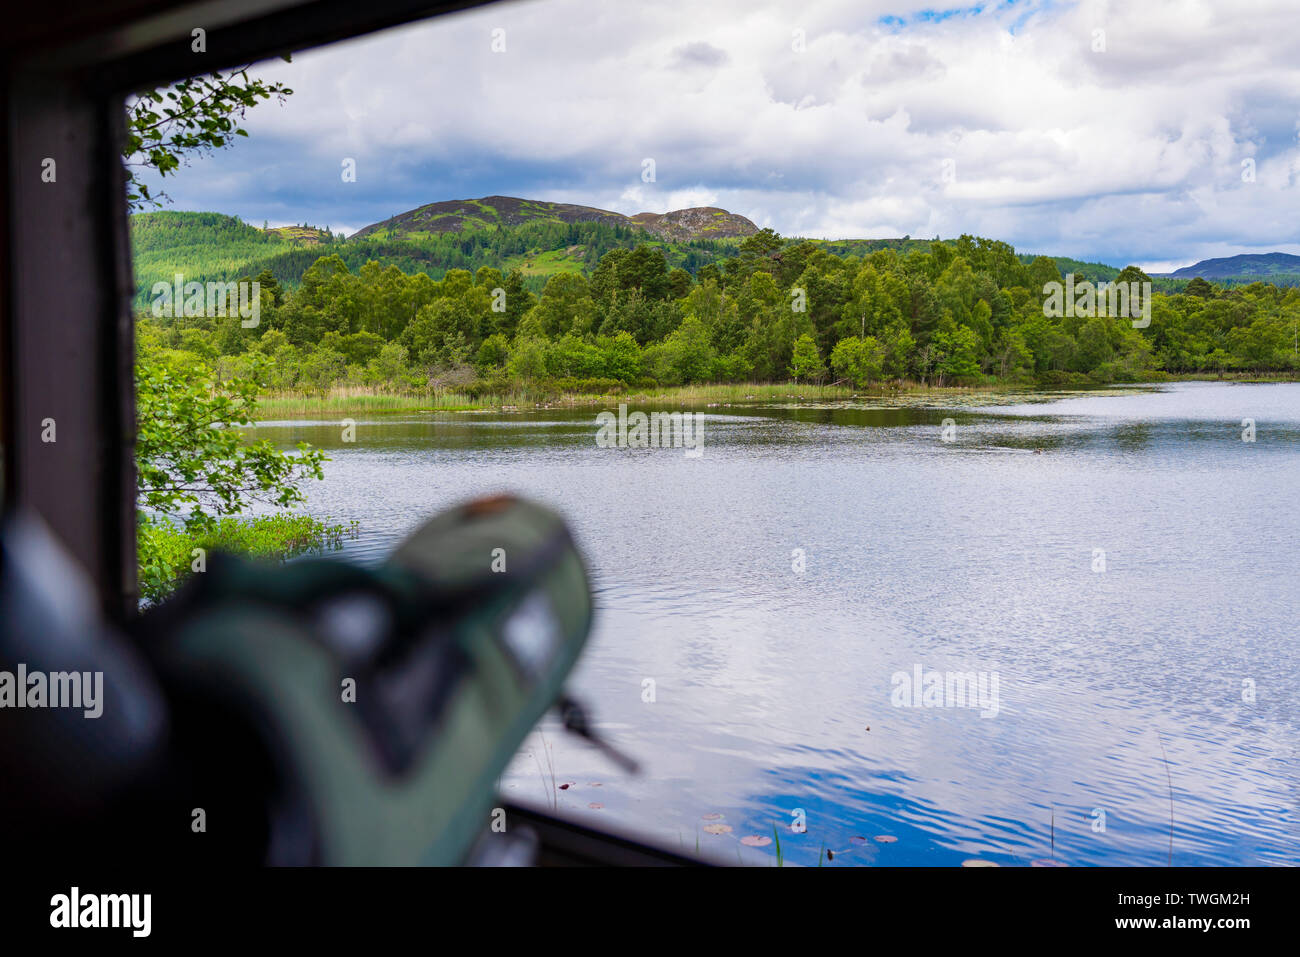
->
<box><xmin>138</xmin><ymin>513</ymin><xmax>359</xmax><ymax>604</ymax></box>
<box><xmin>138</xmin><ymin>231</ymin><xmax>1300</xmax><ymax>431</ymax></box>
<box><xmin>250</xmin><ymin>371</ymin><xmax>1300</xmax><ymax>419</ymax></box>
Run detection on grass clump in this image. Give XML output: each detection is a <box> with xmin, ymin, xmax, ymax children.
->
<box><xmin>138</xmin><ymin>512</ymin><xmax>358</xmax><ymax>604</ymax></box>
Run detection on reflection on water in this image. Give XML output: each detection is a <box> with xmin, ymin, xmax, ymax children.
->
<box><xmin>255</xmin><ymin>381</ymin><xmax>1300</xmax><ymax>865</ymax></box>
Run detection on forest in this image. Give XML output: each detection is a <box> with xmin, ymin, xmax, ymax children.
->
<box><xmin>131</xmin><ymin>210</ymin><xmax>736</xmax><ymax>307</ymax></box>
<box><xmin>136</xmin><ymin>227</ymin><xmax>1300</xmax><ymax>401</ymax></box>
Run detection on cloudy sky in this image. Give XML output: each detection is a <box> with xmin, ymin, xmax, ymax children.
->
<box><xmin>139</xmin><ymin>0</ymin><xmax>1300</xmax><ymax>271</ymax></box>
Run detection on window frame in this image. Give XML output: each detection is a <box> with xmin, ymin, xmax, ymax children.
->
<box><xmin>1</xmin><ymin>0</ymin><xmax>491</xmax><ymax>618</ymax></box>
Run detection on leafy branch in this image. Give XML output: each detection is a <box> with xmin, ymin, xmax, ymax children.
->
<box><xmin>136</xmin><ymin>356</ymin><xmax>327</xmax><ymax>530</ymax></box>
<box><xmin>123</xmin><ymin>58</ymin><xmax>293</xmax><ymax>210</ymax></box>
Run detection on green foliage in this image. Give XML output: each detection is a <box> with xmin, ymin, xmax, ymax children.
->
<box><xmin>136</xmin><ymin>354</ymin><xmax>328</xmax><ymax>523</ymax></box>
<box><xmin>830</xmin><ymin>336</ymin><xmax>884</xmax><ymax>387</ymax></box>
<box><xmin>135</xmin><ymin>351</ymin><xmax>343</xmax><ymax>603</ymax></box>
<box><xmin>124</xmin><ymin>63</ymin><xmax>293</xmax><ymax>210</ymax></box>
<box><xmin>932</xmin><ymin>324</ymin><xmax>983</xmax><ymax>381</ymax></box>
<box><xmin>138</xmin><ymin>513</ymin><xmax>356</xmax><ymax>604</ymax></box>
<box><xmin>789</xmin><ymin>334</ymin><xmax>826</xmax><ymax>382</ymax></box>
<box><xmin>474</xmin><ymin>333</ymin><xmax>510</xmax><ymax>375</ymax></box>
<box><xmin>136</xmin><ymin>222</ymin><xmax>1300</xmax><ymax>405</ymax></box>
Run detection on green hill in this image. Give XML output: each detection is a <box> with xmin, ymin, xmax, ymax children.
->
<box><xmin>129</xmin><ymin>208</ymin><xmax>748</xmax><ymax>310</ymax></box>
<box><xmin>1160</xmin><ymin>252</ymin><xmax>1300</xmax><ymax>286</ymax></box>
<box><xmin>351</xmin><ymin>195</ymin><xmax>760</xmax><ymax>243</ymax></box>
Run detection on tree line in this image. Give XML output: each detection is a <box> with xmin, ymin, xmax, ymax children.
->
<box><xmin>137</xmin><ymin>229</ymin><xmax>1300</xmax><ymax>395</ymax></box>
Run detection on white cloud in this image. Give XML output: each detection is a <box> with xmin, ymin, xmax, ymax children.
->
<box><xmin>154</xmin><ymin>0</ymin><xmax>1300</xmax><ymax>266</ymax></box>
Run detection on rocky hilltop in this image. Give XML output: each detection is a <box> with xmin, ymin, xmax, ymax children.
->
<box><xmin>629</xmin><ymin>206</ymin><xmax>758</xmax><ymax>241</ymax></box>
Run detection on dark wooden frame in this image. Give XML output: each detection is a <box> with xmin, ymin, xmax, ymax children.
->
<box><xmin>2</xmin><ymin>0</ymin><xmax>489</xmax><ymax>620</ymax></box>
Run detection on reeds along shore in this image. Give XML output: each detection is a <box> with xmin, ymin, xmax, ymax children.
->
<box><xmin>249</xmin><ymin>379</ymin><xmax>1060</xmax><ymax>417</ymax></box>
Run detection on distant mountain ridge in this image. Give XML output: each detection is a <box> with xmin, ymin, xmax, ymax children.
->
<box><xmin>1161</xmin><ymin>252</ymin><xmax>1300</xmax><ymax>279</ymax></box>
<box><xmin>351</xmin><ymin>195</ymin><xmax>759</xmax><ymax>242</ymax></box>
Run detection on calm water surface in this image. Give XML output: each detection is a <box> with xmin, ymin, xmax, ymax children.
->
<box><xmin>255</xmin><ymin>381</ymin><xmax>1300</xmax><ymax>866</ymax></box>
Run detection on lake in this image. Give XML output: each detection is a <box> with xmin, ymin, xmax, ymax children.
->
<box><xmin>254</xmin><ymin>380</ymin><xmax>1300</xmax><ymax>866</ymax></box>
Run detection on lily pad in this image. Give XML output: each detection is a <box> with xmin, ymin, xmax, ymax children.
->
<box><xmin>740</xmin><ymin>835</ymin><xmax>772</xmax><ymax>847</ymax></box>
<box><xmin>849</xmin><ymin>836</ymin><xmax>870</xmax><ymax>846</ymax></box>
<box><xmin>961</xmin><ymin>859</ymin><xmax>999</xmax><ymax>867</ymax></box>
<box><xmin>703</xmin><ymin>823</ymin><xmax>733</xmax><ymax>835</ymax></box>
<box><xmin>702</xmin><ymin>813</ymin><xmax>725</xmax><ymax>821</ymax></box>
<box><xmin>874</xmin><ymin>835</ymin><xmax>898</xmax><ymax>843</ymax></box>
<box><xmin>588</xmin><ymin>803</ymin><xmax>603</xmax><ymax>809</ymax></box>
